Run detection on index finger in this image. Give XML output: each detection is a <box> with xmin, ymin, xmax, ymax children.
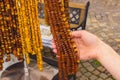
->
<box><xmin>71</xmin><ymin>30</ymin><xmax>83</xmax><ymax>38</ymax></box>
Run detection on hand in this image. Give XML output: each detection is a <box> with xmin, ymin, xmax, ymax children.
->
<box><xmin>53</xmin><ymin>30</ymin><xmax>120</xmax><ymax>80</ymax></box>
<box><xmin>52</xmin><ymin>30</ymin><xmax>106</xmax><ymax>60</ymax></box>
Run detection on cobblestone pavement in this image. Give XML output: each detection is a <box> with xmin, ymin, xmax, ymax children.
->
<box><xmin>70</xmin><ymin>0</ymin><xmax>120</xmax><ymax>80</ymax></box>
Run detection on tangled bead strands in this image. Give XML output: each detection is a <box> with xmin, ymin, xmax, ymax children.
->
<box><xmin>16</xmin><ymin>0</ymin><xmax>43</xmax><ymax>70</ymax></box>
<box><xmin>0</xmin><ymin>0</ymin><xmax>43</xmax><ymax>70</ymax></box>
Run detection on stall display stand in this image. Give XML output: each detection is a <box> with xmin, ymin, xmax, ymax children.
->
<box><xmin>23</xmin><ymin>54</ymin><xmax>30</xmax><ymax>80</ymax></box>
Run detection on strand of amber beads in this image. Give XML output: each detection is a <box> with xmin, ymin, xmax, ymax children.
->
<box><xmin>44</xmin><ymin>0</ymin><xmax>79</xmax><ymax>80</ymax></box>
<box><xmin>52</xmin><ymin>2</ymin><xmax>68</xmax><ymax>79</ymax></box>
<box><xmin>45</xmin><ymin>0</ymin><xmax>66</xmax><ymax>79</ymax></box>
<box><xmin>44</xmin><ymin>0</ymin><xmax>63</xmax><ymax>79</ymax></box>
<box><xmin>0</xmin><ymin>0</ymin><xmax>5</xmax><ymax>70</ymax></box>
<box><xmin>62</xmin><ymin>0</ymin><xmax>69</xmax><ymax>20</ymax></box>
<box><xmin>57</xmin><ymin>0</ymin><xmax>76</xmax><ymax>74</ymax></box>
<box><xmin>57</xmin><ymin>0</ymin><xmax>79</xmax><ymax>74</ymax></box>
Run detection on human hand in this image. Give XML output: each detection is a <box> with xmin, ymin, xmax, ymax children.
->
<box><xmin>53</xmin><ymin>30</ymin><xmax>120</xmax><ymax>80</ymax></box>
<box><xmin>52</xmin><ymin>30</ymin><xmax>106</xmax><ymax>60</ymax></box>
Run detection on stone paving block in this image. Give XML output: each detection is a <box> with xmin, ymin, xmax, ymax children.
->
<box><xmin>97</xmin><ymin>66</ymin><xmax>106</xmax><ymax>72</ymax></box>
<box><xmin>92</xmin><ymin>23</ymin><xmax>99</xmax><ymax>28</ymax></box>
<box><xmin>91</xmin><ymin>18</ymin><xmax>98</xmax><ymax>23</ymax></box>
<box><xmin>84</xmin><ymin>72</ymin><xmax>92</xmax><ymax>77</ymax></box>
<box><xmin>89</xmin><ymin>12</ymin><xmax>96</xmax><ymax>17</ymax></box>
<box><xmin>99</xmin><ymin>32</ymin><xmax>108</xmax><ymax>38</ymax></box>
<box><xmin>97</xmin><ymin>78</ymin><xmax>104</xmax><ymax>80</ymax></box>
<box><xmin>78</xmin><ymin>64</ymin><xmax>83</xmax><ymax>68</ymax></box>
<box><xmin>104</xmin><ymin>70</ymin><xmax>113</xmax><ymax>76</ymax></box>
<box><xmin>93</xmin><ymin>70</ymin><xmax>100</xmax><ymax>75</ymax></box>
<box><xmin>106</xmin><ymin>77</ymin><xmax>114</xmax><ymax>80</ymax></box>
<box><xmin>88</xmin><ymin>60</ymin><xmax>94</xmax><ymax>63</ymax></box>
<box><xmin>86</xmin><ymin>26</ymin><xmax>94</xmax><ymax>31</ymax></box>
<box><xmin>118</xmin><ymin>44</ymin><xmax>120</xmax><ymax>48</ymax></box>
<box><xmin>96</xmin><ymin>14</ymin><xmax>102</xmax><ymax>20</ymax></box>
<box><xmin>76</xmin><ymin>71</ymin><xmax>82</xmax><ymax>77</ymax></box>
<box><xmin>115</xmin><ymin>33</ymin><xmax>120</xmax><ymax>37</ymax></box>
<box><xmin>98</xmin><ymin>23</ymin><xmax>107</xmax><ymax>27</ymax></box>
<box><xmin>81</xmin><ymin>60</ymin><xmax>87</xmax><ymax>63</ymax></box>
<box><xmin>87</xmin><ymin>18</ymin><xmax>91</xmax><ymax>25</ymax></box>
<box><xmin>99</xmin><ymin>73</ymin><xmax>108</xmax><ymax>79</ymax></box>
<box><xmin>99</xmin><ymin>37</ymin><xmax>104</xmax><ymax>41</ymax></box>
<box><xmin>89</xmin><ymin>75</ymin><xmax>98</xmax><ymax>80</ymax></box>
<box><xmin>81</xmin><ymin>68</ymin><xmax>87</xmax><ymax>73</ymax></box>
<box><xmin>86</xmin><ymin>66</ymin><xmax>95</xmax><ymax>72</ymax></box>
<box><xmin>80</xmin><ymin>76</ymin><xmax>89</xmax><ymax>80</ymax></box>
<box><xmin>83</xmin><ymin>62</ymin><xmax>91</xmax><ymax>67</ymax></box>
<box><xmin>102</xmin><ymin>28</ymin><xmax>109</xmax><ymax>32</ymax></box>
<box><xmin>115</xmin><ymin>38</ymin><xmax>120</xmax><ymax>42</ymax></box>
<box><xmin>108</xmin><ymin>33</ymin><xmax>114</xmax><ymax>37</ymax></box>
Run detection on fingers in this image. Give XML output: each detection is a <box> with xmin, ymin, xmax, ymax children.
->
<box><xmin>52</xmin><ymin>39</ymin><xmax>57</xmax><ymax>54</ymax></box>
<box><xmin>52</xmin><ymin>39</ymin><xmax>56</xmax><ymax>48</ymax></box>
<box><xmin>52</xmin><ymin>43</ymin><xmax>56</xmax><ymax>49</ymax></box>
<box><xmin>71</xmin><ymin>30</ymin><xmax>83</xmax><ymax>38</ymax></box>
<box><xmin>53</xmin><ymin>49</ymin><xmax>57</xmax><ymax>53</ymax></box>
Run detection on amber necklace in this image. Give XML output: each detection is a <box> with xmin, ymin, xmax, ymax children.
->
<box><xmin>44</xmin><ymin>0</ymin><xmax>79</xmax><ymax>80</ymax></box>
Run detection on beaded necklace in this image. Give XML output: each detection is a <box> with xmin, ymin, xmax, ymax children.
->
<box><xmin>44</xmin><ymin>0</ymin><xmax>79</xmax><ymax>80</ymax></box>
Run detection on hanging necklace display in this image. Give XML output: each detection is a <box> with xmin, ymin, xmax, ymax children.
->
<box><xmin>0</xmin><ymin>0</ymin><xmax>43</xmax><ymax>71</ymax></box>
<box><xmin>44</xmin><ymin>0</ymin><xmax>79</xmax><ymax>80</ymax></box>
